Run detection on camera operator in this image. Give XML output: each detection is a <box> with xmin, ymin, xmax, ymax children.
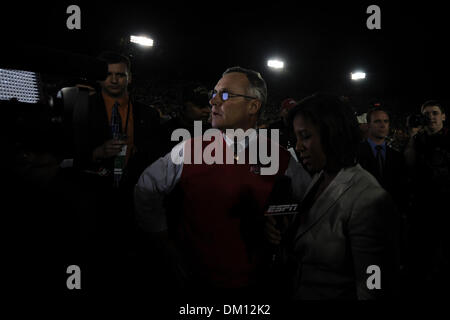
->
<box><xmin>403</xmin><ymin>100</ymin><xmax>449</xmax><ymax>298</ymax></box>
<box><xmin>7</xmin><ymin>100</ymin><xmax>90</xmax><ymax>293</ymax></box>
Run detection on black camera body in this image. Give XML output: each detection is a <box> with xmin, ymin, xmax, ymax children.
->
<box><xmin>3</xmin><ymin>47</ymin><xmax>108</xmax><ymax>162</ymax></box>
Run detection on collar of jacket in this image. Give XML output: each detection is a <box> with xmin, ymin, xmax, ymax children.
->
<box><xmin>293</xmin><ymin>164</ymin><xmax>360</xmax><ymax>241</ymax></box>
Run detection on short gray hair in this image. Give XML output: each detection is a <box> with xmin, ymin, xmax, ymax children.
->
<box><xmin>222</xmin><ymin>66</ymin><xmax>267</xmax><ymax>113</ymax></box>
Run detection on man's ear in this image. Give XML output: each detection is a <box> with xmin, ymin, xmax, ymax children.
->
<box><xmin>248</xmin><ymin>99</ymin><xmax>262</xmax><ymax>116</ymax></box>
<box><xmin>443</xmin><ymin>113</ymin><xmax>446</xmax><ymax>122</ymax></box>
<box><xmin>128</xmin><ymin>72</ymin><xmax>132</xmax><ymax>85</ymax></box>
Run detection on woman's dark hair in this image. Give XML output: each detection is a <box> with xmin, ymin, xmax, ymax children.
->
<box><xmin>287</xmin><ymin>93</ymin><xmax>361</xmax><ymax>169</ymax></box>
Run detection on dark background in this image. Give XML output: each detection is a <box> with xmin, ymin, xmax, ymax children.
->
<box><xmin>1</xmin><ymin>1</ymin><xmax>448</xmax><ymax>114</ymax></box>
<box><xmin>2</xmin><ymin>1</ymin><xmax>449</xmax><ymax>306</ymax></box>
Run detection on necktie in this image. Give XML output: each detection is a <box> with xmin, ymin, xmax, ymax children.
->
<box><xmin>111</xmin><ymin>101</ymin><xmax>126</xmax><ymax>187</ymax></box>
<box><xmin>111</xmin><ymin>101</ymin><xmax>122</xmax><ymax>139</ymax></box>
<box><xmin>375</xmin><ymin>145</ymin><xmax>384</xmax><ymax>178</ymax></box>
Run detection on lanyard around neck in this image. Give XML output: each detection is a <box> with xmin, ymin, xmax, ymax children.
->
<box><xmin>123</xmin><ymin>99</ymin><xmax>131</xmax><ymax>135</ymax></box>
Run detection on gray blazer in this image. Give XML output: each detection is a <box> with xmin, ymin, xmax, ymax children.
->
<box><xmin>289</xmin><ymin>164</ymin><xmax>397</xmax><ymax>300</ymax></box>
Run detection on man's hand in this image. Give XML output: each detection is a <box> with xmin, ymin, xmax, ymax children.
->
<box><xmin>408</xmin><ymin>126</ymin><xmax>423</xmax><ymax>138</ymax></box>
<box><xmin>93</xmin><ymin>139</ymin><xmax>127</xmax><ymax>161</ymax></box>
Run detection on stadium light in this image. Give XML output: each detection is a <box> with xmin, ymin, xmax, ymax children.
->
<box><xmin>351</xmin><ymin>71</ymin><xmax>366</xmax><ymax>81</ymax></box>
<box><xmin>267</xmin><ymin>59</ymin><xmax>284</xmax><ymax>69</ymax></box>
<box><xmin>130</xmin><ymin>35</ymin><xmax>154</xmax><ymax>47</ymax></box>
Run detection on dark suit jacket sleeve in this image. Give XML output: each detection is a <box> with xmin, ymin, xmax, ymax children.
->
<box><xmin>357</xmin><ymin>141</ymin><xmax>373</xmax><ymax>171</ymax></box>
<box><xmin>388</xmin><ymin>148</ymin><xmax>409</xmax><ymax>208</ymax></box>
<box><xmin>74</xmin><ymin>94</ymin><xmax>110</xmax><ymax>171</ymax></box>
<box><xmin>127</xmin><ymin>102</ymin><xmax>164</xmax><ymax>183</ymax></box>
<box><xmin>349</xmin><ymin>186</ymin><xmax>397</xmax><ymax>299</ymax></box>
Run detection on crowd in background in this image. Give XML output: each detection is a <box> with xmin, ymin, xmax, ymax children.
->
<box><xmin>134</xmin><ymin>85</ymin><xmax>418</xmax><ymax>154</ymax></box>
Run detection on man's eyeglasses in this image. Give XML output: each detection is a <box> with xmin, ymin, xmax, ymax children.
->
<box><xmin>209</xmin><ymin>89</ymin><xmax>257</xmax><ymax>102</ymax></box>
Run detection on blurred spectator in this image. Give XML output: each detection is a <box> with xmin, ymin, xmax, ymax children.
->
<box><xmin>160</xmin><ymin>83</ymin><xmax>211</xmax><ymax>154</ymax></box>
<box><xmin>151</xmin><ymin>99</ymin><xmax>173</xmax><ymax>124</ymax></box>
<box><xmin>356</xmin><ymin>112</ymin><xmax>369</xmax><ymax>140</ymax></box>
<box><xmin>268</xmin><ymin>98</ymin><xmax>297</xmax><ymax>149</ymax></box>
<box><xmin>387</xmin><ymin>127</ymin><xmax>409</xmax><ymax>153</ymax></box>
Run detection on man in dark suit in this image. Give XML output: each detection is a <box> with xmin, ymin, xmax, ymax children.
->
<box><xmin>357</xmin><ymin>107</ymin><xmax>407</xmax><ymax>290</ymax></box>
<box><xmin>76</xmin><ymin>51</ymin><xmax>162</xmax><ymax>183</ymax></box>
<box><xmin>357</xmin><ymin>107</ymin><xmax>407</xmax><ymax>203</ymax></box>
<box><xmin>74</xmin><ymin>51</ymin><xmax>163</xmax><ymax>294</ymax></box>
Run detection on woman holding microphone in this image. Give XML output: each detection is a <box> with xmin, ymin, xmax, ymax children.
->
<box><xmin>266</xmin><ymin>93</ymin><xmax>398</xmax><ymax>300</ymax></box>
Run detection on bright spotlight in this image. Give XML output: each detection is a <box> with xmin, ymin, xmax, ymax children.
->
<box><xmin>351</xmin><ymin>71</ymin><xmax>366</xmax><ymax>80</ymax></box>
<box><xmin>267</xmin><ymin>59</ymin><xmax>284</xmax><ymax>69</ymax></box>
<box><xmin>0</xmin><ymin>68</ymin><xmax>40</xmax><ymax>103</ymax></box>
<box><xmin>130</xmin><ymin>35</ymin><xmax>154</xmax><ymax>47</ymax></box>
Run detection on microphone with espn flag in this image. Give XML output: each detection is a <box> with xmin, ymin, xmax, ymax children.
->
<box><xmin>264</xmin><ymin>175</ymin><xmax>299</xmax><ymax>217</ymax></box>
